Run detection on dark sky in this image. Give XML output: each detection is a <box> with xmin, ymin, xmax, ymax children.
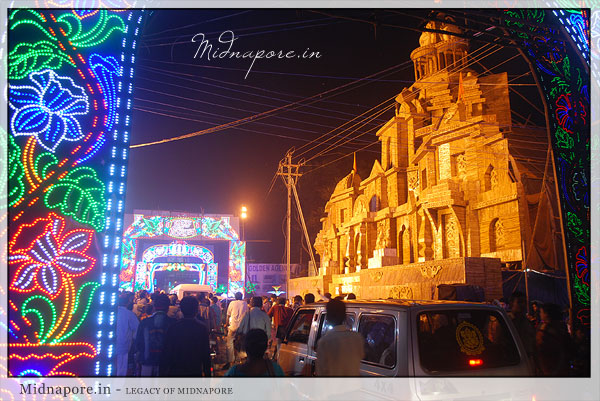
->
<box><xmin>126</xmin><ymin>9</ymin><xmax>542</xmax><ymax>264</ymax></box>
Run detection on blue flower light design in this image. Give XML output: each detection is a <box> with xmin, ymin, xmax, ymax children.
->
<box><xmin>9</xmin><ymin>69</ymin><xmax>89</xmax><ymax>152</ymax></box>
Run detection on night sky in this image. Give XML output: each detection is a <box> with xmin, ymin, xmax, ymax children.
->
<box><xmin>126</xmin><ymin>9</ymin><xmax>542</xmax><ymax>264</ymax></box>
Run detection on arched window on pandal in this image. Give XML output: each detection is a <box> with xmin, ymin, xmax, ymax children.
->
<box><xmin>399</xmin><ymin>225</ymin><xmax>413</xmax><ymax>264</ymax></box>
<box><xmin>490</xmin><ymin>218</ymin><xmax>505</xmax><ymax>252</ymax></box>
<box><xmin>369</xmin><ymin>195</ymin><xmax>378</xmax><ymax>212</ymax></box>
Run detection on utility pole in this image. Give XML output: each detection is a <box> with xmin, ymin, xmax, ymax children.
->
<box><xmin>277</xmin><ymin>150</ymin><xmax>303</xmax><ymax>297</ymax></box>
<box><xmin>286</xmin><ymin>152</ymin><xmax>292</xmax><ymax>297</ymax></box>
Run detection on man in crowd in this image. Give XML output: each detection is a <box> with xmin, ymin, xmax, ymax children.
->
<box><xmin>317</xmin><ymin>289</ymin><xmax>332</xmax><ymax>302</ymax></box>
<box><xmin>210</xmin><ymin>296</ymin><xmax>222</xmax><ymax>334</ymax></box>
<box><xmin>167</xmin><ymin>294</ymin><xmax>181</xmax><ymax>319</ymax></box>
<box><xmin>224</xmin><ymin>292</ymin><xmax>249</xmax><ymax>369</ymax></box>
<box><xmin>304</xmin><ymin>293</ymin><xmax>315</xmax><ymax>304</ymax></box>
<box><xmin>224</xmin><ymin>329</ymin><xmax>285</xmax><ymax>377</ymax></box>
<box><xmin>135</xmin><ymin>293</ymin><xmax>174</xmax><ymax>376</ymax></box>
<box><xmin>262</xmin><ymin>296</ymin><xmax>272</xmax><ymax>313</ymax></box>
<box><xmin>268</xmin><ymin>298</ymin><xmax>293</xmax><ymax>357</ymax></box>
<box><xmin>238</xmin><ymin>297</ymin><xmax>272</xmax><ymax>341</ymax></box>
<box><xmin>292</xmin><ymin>295</ymin><xmax>303</xmax><ymax>311</ymax></box>
<box><xmin>315</xmin><ymin>299</ymin><xmax>364</xmax><ymax>376</ymax></box>
<box><xmin>160</xmin><ymin>296</ymin><xmax>211</xmax><ymax>376</ymax></box>
<box><xmin>196</xmin><ymin>294</ymin><xmax>211</xmax><ymax>328</ymax></box>
<box><xmin>536</xmin><ymin>303</ymin><xmax>570</xmax><ymax>376</ymax></box>
<box><xmin>133</xmin><ymin>290</ymin><xmax>149</xmax><ymax>318</ymax></box>
<box><xmin>116</xmin><ymin>292</ymin><xmax>139</xmax><ymax>376</ymax></box>
<box><xmin>508</xmin><ymin>291</ymin><xmax>535</xmax><ymax>363</ymax></box>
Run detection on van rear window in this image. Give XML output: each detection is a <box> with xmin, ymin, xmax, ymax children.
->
<box><xmin>416</xmin><ymin>310</ymin><xmax>520</xmax><ymax>372</ymax></box>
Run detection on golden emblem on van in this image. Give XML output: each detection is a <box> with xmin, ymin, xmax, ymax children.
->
<box><xmin>455</xmin><ymin>321</ymin><xmax>485</xmax><ymax>355</ymax></box>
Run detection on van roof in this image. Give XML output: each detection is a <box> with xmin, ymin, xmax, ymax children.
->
<box><xmin>303</xmin><ymin>299</ymin><xmax>499</xmax><ymax>309</ymax></box>
<box><xmin>170</xmin><ymin>284</ymin><xmax>213</xmax><ymax>292</ymax></box>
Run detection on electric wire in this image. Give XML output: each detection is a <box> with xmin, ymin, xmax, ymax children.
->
<box><xmin>130</xmin><ymin>58</ymin><xmax>418</xmax><ymax>148</ymax></box>
<box><xmin>134</xmin><ymin>83</ymin><xmax>388</xmax><ymax>128</ymax></box>
<box><xmin>133</xmin><ymin>105</ymin><xmax>380</xmax><ymax>153</ymax></box>
<box><xmin>300</xmin><ymin>47</ymin><xmax>548</xmax><ymax>174</ymax></box>
<box><xmin>135</xmin><ymin>70</ymin><xmax>388</xmax><ymax>122</ymax></box>
<box><xmin>297</xmin><ymin>42</ymin><xmax>505</xmax><ymax>164</ymax></box>
<box><xmin>300</xmin><ymin>43</ymin><xmax>545</xmax><ymax>164</ymax></box>
<box><xmin>142</xmin><ymin>10</ymin><xmax>253</xmax><ymax>38</ymax></box>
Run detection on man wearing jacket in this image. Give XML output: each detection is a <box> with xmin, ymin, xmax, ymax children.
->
<box><xmin>268</xmin><ymin>298</ymin><xmax>293</xmax><ymax>357</ymax></box>
<box><xmin>135</xmin><ymin>293</ymin><xmax>174</xmax><ymax>376</ymax></box>
<box><xmin>160</xmin><ymin>296</ymin><xmax>211</xmax><ymax>376</ymax></box>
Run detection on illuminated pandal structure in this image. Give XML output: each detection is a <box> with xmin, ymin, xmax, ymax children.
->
<box><xmin>2</xmin><ymin>8</ymin><xmax>590</xmax><ymax>382</ymax></box>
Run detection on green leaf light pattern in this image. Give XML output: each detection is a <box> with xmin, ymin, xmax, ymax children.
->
<box><xmin>245</xmin><ymin>281</ymin><xmax>257</xmax><ymax>293</ymax></box>
<box><xmin>44</xmin><ymin>167</ymin><xmax>107</xmax><ymax>231</ymax></box>
<box><xmin>57</xmin><ymin>11</ymin><xmax>126</xmax><ymax>48</ymax></box>
<box><xmin>8</xmin><ymin>134</ymin><xmax>26</xmax><ymax>207</ymax></box>
<box><xmin>52</xmin><ymin>282</ymin><xmax>101</xmax><ymax>344</ymax></box>
<box><xmin>9</xmin><ymin>9</ymin><xmax>57</xmax><ymax>41</ymax></box>
<box><xmin>35</xmin><ymin>152</ymin><xmax>59</xmax><ymax>180</ymax></box>
<box><xmin>8</xmin><ymin>41</ymin><xmax>75</xmax><ymax>80</ymax></box>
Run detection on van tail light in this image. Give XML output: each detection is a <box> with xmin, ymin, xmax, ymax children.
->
<box><xmin>469</xmin><ymin>359</ymin><xmax>483</xmax><ymax>367</ymax></box>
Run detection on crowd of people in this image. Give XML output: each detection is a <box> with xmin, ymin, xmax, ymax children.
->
<box><xmin>116</xmin><ymin>287</ymin><xmax>589</xmax><ymax>377</ymax></box>
<box><xmin>503</xmin><ymin>291</ymin><xmax>590</xmax><ymax>376</ymax></box>
<box><xmin>116</xmin><ymin>289</ymin><xmax>346</xmax><ymax>377</ymax></box>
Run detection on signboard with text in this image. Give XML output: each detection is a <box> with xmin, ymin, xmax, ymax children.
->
<box><xmin>246</xmin><ymin>263</ymin><xmax>304</xmax><ymax>296</ymax></box>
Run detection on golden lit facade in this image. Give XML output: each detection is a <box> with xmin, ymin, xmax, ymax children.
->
<box><xmin>290</xmin><ymin>21</ymin><xmax>560</xmax><ymax>300</ymax></box>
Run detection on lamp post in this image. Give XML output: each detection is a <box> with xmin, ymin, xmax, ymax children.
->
<box><xmin>241</xmin><ymin>206</ymin><xmax>248</xmax><ymax>296</ymax></box>
<box><xmin>241</xmin><ymin>206</ymin><xmax>247</xmax><ymax>241</ymax></box>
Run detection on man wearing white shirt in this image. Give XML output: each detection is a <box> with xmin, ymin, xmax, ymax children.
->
<box><xmin>225</xmin><ymin>292</ymin><xmax>249</xmax><ymax>368</ymax></box>
<box><xmin>116</xmin><ymin>292</ymin><xmax>139</xmax><ymax>376</ymax></box>
<box><xmin>238</xmin><ymin>297</ymin><xmax>272</xmax><ymax>341</ymax></box>
<box><xmin>315</xmin><ymin>299</ymin><xmax>364</xmax><ymax>376</ymax></box>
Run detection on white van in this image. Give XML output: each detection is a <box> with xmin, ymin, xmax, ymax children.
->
<box><xmin>169</xmin><ymin>284</ymin><xmax>213</xmax><ymax>300</ymax></box>
<box><xmin>277</xmin><ymin>299</ymin><xmax>533</xmax><ymax>377</ymax></box>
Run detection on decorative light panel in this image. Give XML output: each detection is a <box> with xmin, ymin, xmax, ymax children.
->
<box><xmin>7</xmin><ymin>9</ymin><xmax>144</xmax><ymax>376</ymax></box>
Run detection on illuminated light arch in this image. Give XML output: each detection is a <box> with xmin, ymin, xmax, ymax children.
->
<box><xmin>141</xmin><ymin>242</ymin><xmax>215</xmax><ymax>263</ymax></box>
<box><xmin>502</xmin><ymin>9</ymin><xmax>590</xmax><ymax>324</ymax></box>
<box><xmin>7</xmin><ymin>8</ymin><xmax>144</xmax><ymax>377</ymax></box>
<box><xmin>134</xmin><ymin>242</ymin><xmax>217</xmax><ymax>292</ymax></box>
<box><xmin>119</xmin><ymin>214</ymin><xmax>245</xmax><ymax>296</ymax></box>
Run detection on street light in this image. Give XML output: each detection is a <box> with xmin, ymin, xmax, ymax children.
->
<box><xmin>240</xmin><ymin>205</ymin><xmax>247</xmax><ymax>241</ymax></box>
